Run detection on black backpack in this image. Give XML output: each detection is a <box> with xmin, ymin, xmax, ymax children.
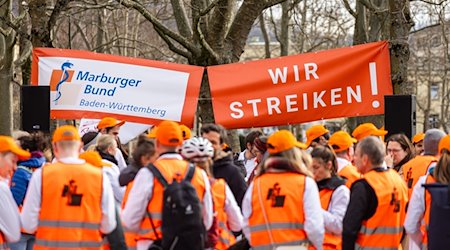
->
<box><xmin>147</xmin><ymin>163</ymin><xmax>205</xmax><ymax>250</ymax></box>
<box><xmin>423</xmin><ymin>183</ymin><xmax>450</xmax><ymax>250</ymax></box>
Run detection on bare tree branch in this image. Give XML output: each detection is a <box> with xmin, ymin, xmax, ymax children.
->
<box><xmin>119</xmin><ymin>0</ymin><xmax>200</xmax><ymax>56</ymax></box>
<box><xmin>153</xmin><ymin>25</ymin><xmax>193</xmax><ymax>61</ymax></box>
<box><xmin>259</xmin><ymin>13</ymin><xmax>271</xmax><ymax>58</ymax></box>
<box><xmin>341</xmin><ymin>0</ymin><xmax>356</xmax><ymax>17</ymax></box>
<box><xmin>196</xmin><ymin>16</ymin><xmax>220</xmax><ymax>63</ymax></box>
<box><xmin>170</xmin><ymin>0</ymin><xmax>192</xmax><ymax>38</ymax></box>
<box><xmin>224</xmin><ymin>0</ymin><xmax>286</xmax><ymax>62</ymax></box>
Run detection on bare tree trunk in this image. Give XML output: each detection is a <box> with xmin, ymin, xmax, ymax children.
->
<box><xmin>0</xmin><ymin>0</ymin><xmax>16</xmax><ymax>135</ymax></box>
<box><xmin>389</xmin><ymin>0</ymin><xmax>414</xmax><ymax>95</ymax></box>
<box><xmin>279</xmin><ymin>0</ymin><xmax>290</xmax><ymax>56</ymax></box>
<box><xmin>353</xmin><ymin>1</ymin><xmax>367</xmax><ymax>45</ymax></box>
<box><xmin>259</xmin><ymin>13</ymin><xmax>271</xmax><ymax>58</ymax></box>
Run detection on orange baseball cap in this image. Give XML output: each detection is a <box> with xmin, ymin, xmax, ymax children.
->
<box><xmin>156</xmin><ymin>120</ymin><xmax>183</xmax><ymax>146</ymax></box>
<box><xmin>438</xmin><ymin>135</ymin><xmax>450</xmax><ymax>154</ymax></box>
<box><xmin>329</xmin><ymin>131</ymin><xmax>357</xmax><ymax>153</ymax></box>
<box><xmin>305</xmin><ymin>124</ymin><xmax>329</xmax><ymax>147</ymax></box>
<box><xmin>267</xmin><ymin>130</ymin><xmax>307</xmax><ymax>154</ymax></box>
<box><xmin>147</xmin><ymin>126</ymin><xmax>158</xmax><ymax>139</ymax></box>
<box><xmin>352</xmin><ymin>123</ymin><xmax>387</xmax><ymax>141</ymax></box>
<box><xmin>79</xmin><ymin>151</ymin><xmax>112</xmax><ymax>168</ymax></box>
<box><xmin>412</xmin><ymin>133</ymin><xmax>425</xmax><ymax>144</ymax></box>
<box><xmin>0</xmin><ymin>136</ymin><xmax>31</xmax><ymax>160</ymax></box>
<box><xmin>180</xmin><ymin>124</ymin><xmax>192</xmax><ymax>140</ymax></box>
<box><xmin>97</xmin><ymin>117</ymin><xmax>125</xmax><ymax>130</ymax></box>
<box><xmin>52</xmin><ymin>125</ymin><xmax>81</xmax><ymax>143</ymax></box>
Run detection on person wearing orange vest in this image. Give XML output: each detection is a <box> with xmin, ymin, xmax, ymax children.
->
<box><xmin>180</xmin><ymin>137</ymin><xmax>243</xmax><ymax>249</ymax></box>
<box><xmin>311</xmin><ymin>145</ymin><xmax>350</xmax><ymax>250</ymax></box>
<box><xmin>79</xmin><ymin>150</ymin><xmax>127</xmax><ymax>250</ymax></box>
<box><xmin>0</xmin><ymin>136</ymin><xmax>31</xmax><ymax>249</ymax></box>
<box><xmin>402</xmin><ymin>129</ymin><xmax>445</xmax><ymax>199</ymax></box>
<box><xmin>404</xmin><ymin>134</ymin><xmax>450</xmax><ymax>250</ymax></box>
<box><xmin>119</xmin><ymin>135</ymin><xmax>157</xmax><ymax>250</ymax></box>
<box><xmin>121</xmin><ymin>121</ymin><xmax>213</xmax><ymax>250</ymax></box>
<box><xmin>20</xmin><ymin>125</ymin><xmax>117</xmax><ymax>249</ymax></box>
<box><xmin>412</xmin><ymin>133</ymin><xmax>425</xmax><ymax>156</ymax></box>
<box><xmin>305</xmin><ymin>124</ymin><xmax>330</xmax><ymax>149</ymax></box>
<box><xmin>97</xmin><ymin>117</ymin><xmax>128</xmax><ymax>171</ymax></box>
<box><xmin>343</xmin><ymin>136</ymin><xmax>408</xmax><ymax>250</ymax></box>
<box><xmin>243</xmin><ymin>130</ymin><xmax>324</xmax><ymax>250</ymax></box>
<box><xmin>328</xmin><ymin>131</ymin><xmax>361</xmax><ymax>188</ymax></box>
<box><xmin>351</xmin><ymin>123</ymin><xmax>388</xmax><ymax>142</ymax></box>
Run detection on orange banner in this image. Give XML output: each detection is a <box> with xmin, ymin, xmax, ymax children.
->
<box><xmin>207</xmin><ymin>41</ymin><xmax>392</xmax><ymax>129</ymax></box>
<box><xmin>31</xmin><ymin>48</ymin><xmax>204</xmax><ymax>127</ymax></box>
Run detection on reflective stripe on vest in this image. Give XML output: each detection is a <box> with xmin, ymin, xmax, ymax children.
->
<box><xmin>252</xmin><ymin>240</ymin><xmax>310</xmax><ymax>250</ymax></box>
<box><xmin>38</xmin><ymin>220</ymin><xmax>100</xmax><ymax>229</ymax></box>
<box><xmin>356</xmin><ymin>169</ymin><xmax>407</xmax><ymax>249</ymax></box>
<box><xmin>355</xmin><ymin>243</ymin><xmax>398</xmax><ymax>250</ymax></box>
<box><xmin>35</xmin><ymin>239</ymin><xmax>102</xmax><ymax>248</ymax></box>
<box><xmin>139</xmin><ymin>212</ymin><xmax>162</xmax><ymax>234</ymax></box>
<box><xmin>359</xmin><ymin>225</ymin><xmax>403</xmax><ymax>235</ymax></box>
<box><xmin>248</xmin><ymin>222</ymin><xmax>305</xmax><ymax>233</ymax></box>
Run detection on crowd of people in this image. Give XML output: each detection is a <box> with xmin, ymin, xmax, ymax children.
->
<box><xmin>0</xmin><ymin>117</ymin><xmax>449</xmax><ymax>250</ymax></box>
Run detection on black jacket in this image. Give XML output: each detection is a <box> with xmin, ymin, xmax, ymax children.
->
<box><xmin>212</xmin><ymin>153</ymin><xmax>247</xmax><ymax>208</ymax></box>
<box><xmin>119</xmin><ymin>162</ymin><xmax>141</xmax><ymax>187</ymax></box>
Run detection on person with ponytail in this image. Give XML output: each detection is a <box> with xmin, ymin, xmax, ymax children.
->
<box><xmin>119</xmin><ymin>135</ymin><xmax>157</xmax><ymax>250</ymax></box>
<box><xmin>310</xmin><ymin>145</ymin><xmax>349</xmax><ymax>250</ymax></box>
<box><xmin>242</xmin><ymin>130</ymin><xmax>324</xmax><ymax>250</ymax></box>
<box><xmin>181</xmin><ymin>137</ymin><xmax>243</xmax><ymax>250</ymax></box>
<box><xmin>405</xmin><ymin>134</ymin><xmax>450</xmax><ymax>250</ymax></box>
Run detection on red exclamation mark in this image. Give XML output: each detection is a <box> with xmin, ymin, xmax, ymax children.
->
<box><xmin>369</xmin><ymin>62</ymin><xmax>380</xmax><ymax>108</ymax></box>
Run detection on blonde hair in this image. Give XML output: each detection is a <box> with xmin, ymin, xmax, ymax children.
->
<box><xmin>435</xmin><ymin>150</ymin><xmax>450</xmax><ymax>184</ymax></box>
<box><xmin>258</xmin><ymin>147</ymin><xmax>313</xmax><ymax>177</ymax></box>
<box><xmin>95</xmin><ymin>135</ymin><xmax>117</xmax><ymax>153</ymax></box>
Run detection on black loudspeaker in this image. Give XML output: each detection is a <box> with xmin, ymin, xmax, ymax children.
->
<box><xmin>384</xmin><ymin>95</ymin><xmax>416</xmax><ymax>139</ymax></box>
<box><xmin>21</xmin><ymin>86</ymin><xmax>50</xmax><ymax>133</ymax></box>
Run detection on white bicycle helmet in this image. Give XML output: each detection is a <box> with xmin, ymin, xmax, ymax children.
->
<box><xmin>181</xmin><ymin>137</ymin><xmax>214</xmax><ymax>161</ymax></box>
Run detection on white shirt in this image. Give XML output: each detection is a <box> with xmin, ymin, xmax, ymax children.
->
<box><xmin>337</xmin><ymin>157</ymin><xmax>351</xmax><ymax>173</ymax></box>
<box><xmin>20</xmin><ymin>157</ymin><xmax>117</xmax><ymax>234</ymax></box>
<box><xmin>322</xmin><ymin>185</ymin><xmax>350</xmax><ymax>235</ymax></box>
<box><xmin>238</xmin><ymin>150</ymin><xmax>257</xmax><ymax>181</ymax></box>
<box><xmin>223</xmin><ymin>183</ymin><xmax>244</xmax><ymax>232</ymax></box>
<box><xmin>115</xmin><ymin>149</ymin><xmax>127</xmax><ymax>171</ymax></box>
<box><xmin>0</xmin><ymin>179</ymin><xmax>21</xmax><ymax>243</ymax></box>
<box><xmin>121</xmin><ymin>153</ymin><xmax>213</xmax><ymax>250</ymax></box>
<box><xmin>102</xmin><ymin>160</ymin><xmax>125</xmax><ymax>204</ymax></box>
<box><xmin>242</xmin><ymin>176</ymin><xmax>324</xmax><ymax>250</ymax></box>
<box><xmin>404</xmin><ymin>175</ymin><xmax>429</xmax><ymax>250</ymax></box>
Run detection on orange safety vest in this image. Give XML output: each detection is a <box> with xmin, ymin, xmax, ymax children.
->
<box><xmin>211</xmin><ymin>179</ymin><xmax>236</xmax><ymax>250</ymax></box>
<box><xmin>319</xmin><ymin>188</ymin><xmax>342</xmax><ymax>250</ymax></box>
<box><xmin>403</xmin><ymin>156</ymin><xmax>436</xmax><ymax>199</ymax></box>
<box><xmin>121</xmin><ymin>181</ymin><xmax>138</xmax><ymax>250</ymax></box>
<box><xmin>35</xmin><ymin>162</ymin><xmax>103</xmax><ymax>250</ymax></box>
<box><xmin>248</xmin><ymin>172</ymin><xmax>310</xmax><ymax>249</ymax></box>
<box><xmin>0</xmin><ymin>231</ymin><xmax>8</xmax><ymax>250</ymax></box>
<box><xmin>338</xmin><ymin>164</ymin><xmax>360</xmax><ymax>189</ymax></box>
<box><xmin>356</xmin><ymin>169</ymin><xmax>408</xmax><ymax>250</ymax></box>
<box><xmin>421</xmin><ymin>174</ymin><xmax>435</xmax><ymax>249</ymax></box>
<box><xmin>138</xmin><ymin>159</ymin><xmax>206</xmax><ymax>241</ymax></box>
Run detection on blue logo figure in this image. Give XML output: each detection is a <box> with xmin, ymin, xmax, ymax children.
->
<box><xmin>53</xmin><ymin>62</ymin><xmax>74</xmax><ymax>104</ymax></box>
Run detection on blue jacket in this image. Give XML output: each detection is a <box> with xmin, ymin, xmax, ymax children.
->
<box><xmin>10</xmin><ymin>156</ymin><xmax>46</xmax><ymax>206</ymax></box>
